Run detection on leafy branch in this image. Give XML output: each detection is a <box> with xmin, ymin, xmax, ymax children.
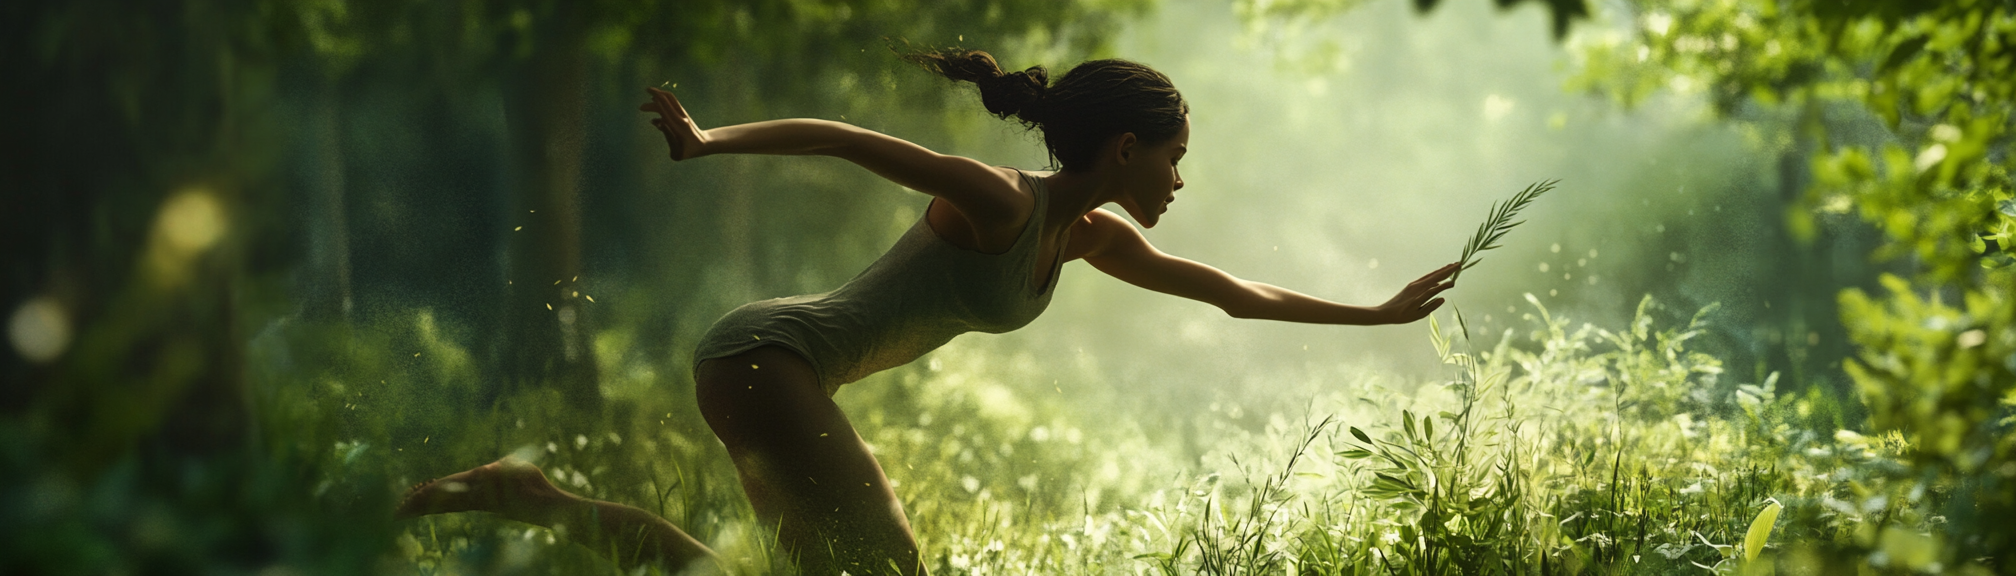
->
<box><xmin>1455</xmin><ymin>179</ymin><xmax>1557</xmax><ymax>280</ymax></box>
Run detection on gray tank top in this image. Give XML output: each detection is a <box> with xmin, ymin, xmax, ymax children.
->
<box><xmin>693</xmin><ymin>169</ymin><xmax>1062</xmax><ymax>393</ymax></box>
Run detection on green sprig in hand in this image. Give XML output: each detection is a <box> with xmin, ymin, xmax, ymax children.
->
<box><xmin>1454</xmin><ymin>179</ymin><xmax>1557</xmax><ymax>281</ymax></box>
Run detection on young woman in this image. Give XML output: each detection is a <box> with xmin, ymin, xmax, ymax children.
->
<box><xmin>397</xmin><ymin>50</ymin><xmax>1458</xmax><ymax>575</ymax></box>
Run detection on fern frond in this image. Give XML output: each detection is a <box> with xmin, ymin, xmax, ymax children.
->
<box><xmin>1454</xmin><ymin>179</ymin><xmax>1557</xmax><ymax>280</ymax></box>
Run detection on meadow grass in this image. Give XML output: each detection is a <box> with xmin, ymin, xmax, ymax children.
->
<box><xmin>251</xmin><ymin>293</ymin><xmax>1962</xmax><ymax>575</ymax></box>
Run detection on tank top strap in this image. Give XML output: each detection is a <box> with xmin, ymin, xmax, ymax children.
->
<box><xmin>1008</xmin><ymin>168</ymin><xmax>1047</xmax><ymax>254</ymax></box>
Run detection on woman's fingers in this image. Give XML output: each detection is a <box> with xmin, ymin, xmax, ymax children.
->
<box><xmin>640</xmin><ymin>86</ymin><xmax>706</xmax><ymax>160</ymax></box>
<box><xmin>1429</xmin><ymin>262</ymin><xmax>1459</xmax><ymax>281</ymax></box>
<box><xmin>648</xmin><ymin>87</ymin><xmax>690</xmax><ymax>121</ymax></box>
<box><xmin>1420</xmin><ymin>298</ymin><xmax>1446</xmax><ymax>315</ymax></box>
<box><xmin>1409</xmin><ymin>263</ymin><xmax>1458</xmax><ymax>288</ymax></box>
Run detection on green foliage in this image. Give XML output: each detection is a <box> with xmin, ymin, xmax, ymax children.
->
<box><xmin>16</xmin><ymin>288</ymin><xmax>1981</xmax><ymax>575</ymax></box>
<box><xmin>1234</xmin><ymin>0</ymin><xmax>1591</xmax><ymax>40</ymax></box>
<box><xmin>1569</xmin><ymin>0</ymin><xmax>2016</xmax><ymax>566</ymax></box>
<box><xmin>1840</xmin><ymin>275</ymin><xmax>2016</xmax><ymax>468</ymax></box>
<box><xmin>1113</xmin><ymin>296</ymin><xmax>1956</xmax><ymax>575</ymax></box>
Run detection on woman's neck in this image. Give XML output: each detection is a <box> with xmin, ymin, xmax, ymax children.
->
<box><xmin>1040</xmin><ymin>168</ymin><xmax>1122</xmax><ymax>222</ymax></box>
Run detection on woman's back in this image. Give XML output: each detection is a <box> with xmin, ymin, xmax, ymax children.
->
<box><xmin>692</xmin><ymin>170</ymin><xmax>1061</xmax><ymax>393</ymax></box>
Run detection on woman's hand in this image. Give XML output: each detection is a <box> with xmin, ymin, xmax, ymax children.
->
<box><xmin>1374</xmin><ymin>262</ymin><xmax>1459</xmax><ymax>324</ymax></box>
<box><xmin>638</xmin><ymin>86</ymin><xmax>709</xmax><ymax>160</ymax></box>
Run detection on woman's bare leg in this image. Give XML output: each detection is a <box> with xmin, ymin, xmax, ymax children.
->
<box><xmin>696</xmin><ymin>346</ymin><xmax>925</xmax><ymax>576</ymax></box>
<box><xmin>396</xmin><ymin>457</ymin><xmax>719</xmax><ymax>572</ymax></box>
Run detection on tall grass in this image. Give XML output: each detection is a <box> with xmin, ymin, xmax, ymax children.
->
<box><xmin>242</xmin><ymin>293</ymin><xmax>1954</xmax><ymax>575</ymax></box>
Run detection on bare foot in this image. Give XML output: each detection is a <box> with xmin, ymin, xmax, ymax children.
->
<box><xmin>395</xmin><ymin>456</ymin><xmax>565</xmax><ymax>519</ymax></box>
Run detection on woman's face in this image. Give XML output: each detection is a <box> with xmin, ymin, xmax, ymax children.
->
<box><xmin>1117</xmin><ymin>117</ymin><xmax>1190</xmax><ymax>229</ymax></box>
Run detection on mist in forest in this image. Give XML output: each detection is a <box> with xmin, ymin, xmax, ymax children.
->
<box><xmin>900</xmin><ymin>0</ymin><xmax>1827</xmax><ymax>426</ymax></box>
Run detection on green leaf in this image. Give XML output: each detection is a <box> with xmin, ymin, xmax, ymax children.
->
<box><xmin>1878</xmin><ymin>527</ymin><xmax>1941</xmax><ymax>570</ymax></box>
<box><xmin>1350</xmin><ymin>426</ymin><xmax>1372</xmax><ymax>444</ymax></box>
<box><xmin>1743</xmin><ymin>499</ymin><xmax>1781</xmax><ymax>563</ymax></box>
<box><xmin>1880</xmin><ymin>35</ymin><xmax>1929</xmax><ymax>73</ymax></box>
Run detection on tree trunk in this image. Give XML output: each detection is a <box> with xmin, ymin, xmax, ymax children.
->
<box><xmin>303</xmin><ymin>78</ymin><xmax>353</xmax><ymax>321</ymax></box>
<box><xmin>499</xmin><ymin>19</ymin><xmax>601</xmax><ymax>411</ymax></box>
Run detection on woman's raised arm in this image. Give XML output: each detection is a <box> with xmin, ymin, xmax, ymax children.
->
<box><xmin>640</xmin><ymin>87</ymin><xmax>1021</xmax><ymax>216</ymax></box>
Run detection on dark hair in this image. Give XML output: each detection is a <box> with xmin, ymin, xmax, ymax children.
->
<box><xmin>906</xmin><ymin>49</ymin><xmax>1188</xmax><ymax>171</ymax></box>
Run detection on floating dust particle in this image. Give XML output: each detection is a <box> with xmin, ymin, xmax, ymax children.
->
<box><xmin>865</xmin><ymin>483</ymin><xmax>871</xmax><ymax>487</ymax></box>
<box><xmin>571</xmin><ymin>291</ymin><xmax>579</xmax><ymax>298</ymax></box>
<box><xmin>554</xmin><ymin>279</ymin><xmax>562</xmax><ymax>285</ymax></box>
<box><xmin>752</xmin><ymin>335</ymin><xmax>761</xmax><ymax>340</ymax></box>
<box><xmin>585</xmin><ymin>295</ymin><xmax>594</xmax><ymax>303</ymax></box>
<box><xmin>820</xmin><ymin>433</ymin><xmax>829</xmax><ymax>437</ymax></box>
<box><xmin>751</xmin><ymin>364</ymin><xmax>759</xmax><ymax>370</ymax></box>
<box><xmin>414</xmin><ymin>352</ymin><xmax>421</xmax><ymax>357</ymax></box>
<box><xmin>572</xmin><ymin>276</ymin><xmax>578</xmax><ymax>282</ymax></box>
<box><xmin>545</xmin><ymin>303</ymin><xmax>552</xmax><ymax>310</ymax></box>
<box><xmin>424</xmin><ymin>437</ymin><xmax>429</xmax><ymax>443</ymax></box>
<box><xmin>507</xmin><ymin>280</ymin><xmax>513</xmax><ymax>285</ymax></box>
<box><xmin>514</xmin><ymin>226</ymin><xmax>522</xmax><ymax>231</ymax></box>
<box><xmin>809</xmin><ymin>477</ymin><xmax>817</xmax><ymax>484</ymax></box>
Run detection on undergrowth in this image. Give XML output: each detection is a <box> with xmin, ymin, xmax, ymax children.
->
<box><xmin>243</xmin><ymin>294</ymin><xmax>1969</xmax><ymax>575</ymax></box>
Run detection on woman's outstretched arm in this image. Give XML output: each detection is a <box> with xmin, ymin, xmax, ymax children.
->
<box><xmin>639</xmin><ymin>87</ymin><xmax>1022</xmax><ymax>217</ymax></box>
<box><xmin>1071</xmin><ymin>209</ymin><xmax>1457</xmax><ymax>325</ymax></box>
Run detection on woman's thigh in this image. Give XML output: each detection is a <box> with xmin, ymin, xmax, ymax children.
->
<box><xmin>695</xmin><ymin>346</ymin><xmax>923</xmax><ymax>575</ymax></box>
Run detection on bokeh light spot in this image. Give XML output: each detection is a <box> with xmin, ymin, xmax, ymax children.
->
<box><xmin>159</xmin><ymin>189</ymin><xmax>226</xmax><ymax>255</ymax></box>
<box><xmin>9</xmin><ymin>296</ymin><xmax>71</xmax><ymax>364</ymax></box>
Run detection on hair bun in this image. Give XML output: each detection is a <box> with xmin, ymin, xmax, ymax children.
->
<box><xmin>904</xmin><ymin>48</ymin><xmax>1060</xmax><ymax>125</ymax></box>
<box><xmin>977</xmin><ymin>66</ymin><xmax>1049</xmax><ymax>121</ymax></box>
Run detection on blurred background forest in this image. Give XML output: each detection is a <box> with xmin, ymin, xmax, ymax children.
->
<box><xmin>1</xmin><ymin>0</ymin><xmax>2011</xmax><ymax>574</ymax></box>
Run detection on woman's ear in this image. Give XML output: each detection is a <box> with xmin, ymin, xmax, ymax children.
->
<box><xmin>1111</xmin><ymin>132</ymin><xmax>1140</xmax><ymax>165</ymax></box>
